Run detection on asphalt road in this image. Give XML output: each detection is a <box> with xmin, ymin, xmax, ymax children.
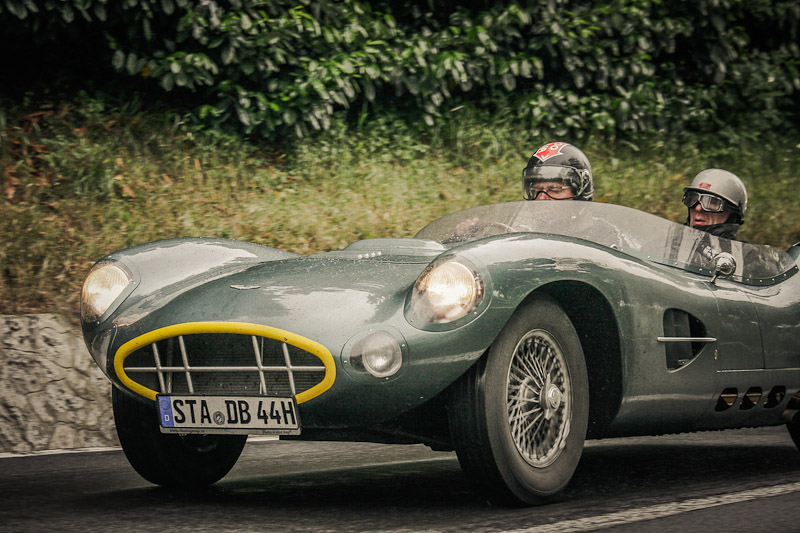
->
<box><xmin>2</xmin><ymin>426</ymin><xmax>799</xmax><ymax>532</ymax></box>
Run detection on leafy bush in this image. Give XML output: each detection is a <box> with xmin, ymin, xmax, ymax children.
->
<box><xmin>1</xmin><ymin>0</ymin><xmax>798</xmax><ymax>139</ymax></box>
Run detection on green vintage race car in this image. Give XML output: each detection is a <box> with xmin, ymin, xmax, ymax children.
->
<box><xmin>81</xmin><ymin>201</ymin><xmax>800</xmax><ymax>505</ymax></box>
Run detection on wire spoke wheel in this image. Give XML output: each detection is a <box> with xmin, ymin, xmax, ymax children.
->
<box><xmin>448</xmin><ymin>296</ymin><xmax>589</xmax><ymax>506</ymax></box>
<box><xmin>507</xmin><ymin>330</ymin><xmax>571</xmax><ymax>468</ymax></box>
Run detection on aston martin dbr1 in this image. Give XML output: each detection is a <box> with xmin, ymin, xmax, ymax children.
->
<box><xmin>81</xmin><ymin>201</ymin><xmax>800</xmax><ymax>505</ymax></box>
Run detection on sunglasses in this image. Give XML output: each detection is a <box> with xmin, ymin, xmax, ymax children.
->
<box><xmin>682</xmin><ymin>191</ymin><xmax>726</xmax><ymax>213</ymax></box>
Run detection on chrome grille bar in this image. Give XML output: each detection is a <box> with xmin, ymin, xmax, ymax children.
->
<box><xmin>126</xmin><ymin>365</ymin><xmax>326</xmax><ymax>372</ymax></box>
<box><xmin>282</xmin><ymin>342</ymin><xmax>297</xmax><ymax>397</ymax></box>
<box><xmin>178</xmin><ymin>335</ymin><xmax>194</xmax><ymax>394</ymax></box>
<box><xmin>151</xmin><ymin>342</ymin><xmax>167</xmax><ymax>393</ymax></box>
<box><xmin>252</xmin><ymin>335</ymin><xmax>268</xmax><ymax>395</ymax></box>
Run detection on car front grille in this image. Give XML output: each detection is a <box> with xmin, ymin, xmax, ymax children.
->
<box><xmin>122</xmin><ymin>332</ymin><xmax>327</xmax><ymax>398</ymax></box>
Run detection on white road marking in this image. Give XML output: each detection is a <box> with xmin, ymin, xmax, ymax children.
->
<box><xmin>0</xmin><ymin>446</ymin><xmax>122</xmax><ymax>459</ymax></box>
<box><xmin>506</xmin><ymin>482</ymin><xmax>800</xmax><ymax>533</ymax></box>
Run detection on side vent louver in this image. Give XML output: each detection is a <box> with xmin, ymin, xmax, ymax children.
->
<box><xmin>716</xmin><ymin>388</ymin><xmax>738</xmax><ymax>411</ymax></box>
<box><xmin>660</xmin><ymin>309</ymin><xmax>712</xmax><ymax>371</ymax></box>
<box><xmin>740</xmin><ymin>388</ymin><xmax>762</xmax><ymax>410</ymax></box>
<box><xmin>764</xmin><ymin>386</ymin><xmax>786</xmax><ymax>408</ymax></box>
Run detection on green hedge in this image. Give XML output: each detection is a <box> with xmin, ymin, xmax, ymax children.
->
<box><xmin>2</xmin><ymin>0</ymin><xmax>798</xmax><ymax>138</ymax></box>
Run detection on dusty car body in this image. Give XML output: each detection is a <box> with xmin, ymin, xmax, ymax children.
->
<box><xmin>81</xmin><ymin>201</ymin><xmax>800</xmax><ymax>504</ymax></box>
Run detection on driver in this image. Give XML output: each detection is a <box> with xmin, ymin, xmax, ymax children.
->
<box><xmin>682</xmin><ymin>169</ymin><xmax>747</xmax><ymax>240</ymax></box>
<box><xmin>522</xmin><ymin>142</ymin><xmax>594</xmax><ymax>201</ymax></box>
<box><xmin>451</xmin><ymin>141</ymin><xmax>593</xmax><ymax>241</ymax></box>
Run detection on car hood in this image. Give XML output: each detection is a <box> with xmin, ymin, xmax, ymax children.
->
<box><xmin>108</xmin><ymin>238</ymin><xmax>445</xmax><ymax>350</ymax></box>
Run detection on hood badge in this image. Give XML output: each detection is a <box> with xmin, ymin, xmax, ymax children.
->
<box><xmin>356</xmin><ymin>251</ymin><xmax>382</xmax><ymax>260</ymax></box>
<box><xmin>231</xmin><ymin>284</ymin><xmax>261</xmax><ymax>290</ymax></box>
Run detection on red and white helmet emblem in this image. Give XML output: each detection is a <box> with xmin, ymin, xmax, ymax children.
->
<box><xmin>698</xmin><ymin>182</ymin><xmax>712</xmax><ymax>190</ymax></box>
<box><xmin>534</xmin><ymin>142</ymin><xmax>569</xmax><ymax>162</ymax></box>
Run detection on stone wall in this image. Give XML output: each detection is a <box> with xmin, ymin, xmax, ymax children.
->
<box><xmin>0</xmin><ymin>314</ymin><xmax>118</xmax><ymax>453</ymax></box>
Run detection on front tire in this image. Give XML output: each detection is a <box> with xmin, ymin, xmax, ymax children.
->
<box><xmin>449</xmin><ymin>296</ymin><xmax>590</xmax><ymax>505</ymax></box>
<box><xmin>113</xmin><ymin>387</ymin><xmax>247</xmax><ymax>487</ymax></box>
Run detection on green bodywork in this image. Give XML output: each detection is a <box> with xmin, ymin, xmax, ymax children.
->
<box><xmin>82</xmin><ymin>201</ymin><xmax>800</xmax><ymax>442</ymax></box>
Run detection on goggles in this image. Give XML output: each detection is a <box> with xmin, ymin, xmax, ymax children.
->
<box><xmin>682</xmin><ymin>191</ymin><xmax>726</xmax><ymax>213</ymax></box>
<box><xmin>526</xmin><ymin>183</ymin><xmax>575</xmax><ymax>200</ymax></box>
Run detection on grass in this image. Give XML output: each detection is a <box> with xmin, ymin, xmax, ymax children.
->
<box><xmin>2</xmin><ymin>95</ymin><xmax>799</xmax><ymax>321</ymax></box>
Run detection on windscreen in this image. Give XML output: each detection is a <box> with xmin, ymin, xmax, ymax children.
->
<box><xmin>414</xmin><ymin>201</ymin><xmax>796</xmax><ymax>285</ymax></box>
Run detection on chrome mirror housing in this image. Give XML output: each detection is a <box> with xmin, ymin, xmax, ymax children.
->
<box><xmin>711</xmin><ymin>252</ymin><xmax>736</xmax><ymax>283</ymax></box>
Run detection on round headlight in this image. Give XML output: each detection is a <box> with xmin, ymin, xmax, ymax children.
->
<box><xmin>349</xmin><ymin>330</ymin><xmax>403</xmax><ymax>378</ymax></box>
<box><xmin>81</xmin><ymin>261</ymin><xmax>132</xmax><ymax>323</ymax></box>
<box><xmin>410</xmin><ymin>259</ymin><xmax>482</xmax><ymax>324</ymax></box>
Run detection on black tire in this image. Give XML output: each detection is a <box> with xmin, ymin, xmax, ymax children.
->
<box><xmin>449</xmin><ymin>295</ymin><xmax>590</xmax><ymax>506</ymax></box>
<box><xmin>788</xmin><ymin>410</ymin><xmax>800</xmax><ymax>451</ymax></box>
<box><xmin>113</xmin><ymin>387</ymin><xmax>247</xmax><ymax>487</ymax></box>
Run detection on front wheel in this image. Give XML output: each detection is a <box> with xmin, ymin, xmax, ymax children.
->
<box><xmin>113</xmin><ymin>387</ymin><xmax>247</xmax><ymax>487</ymax></box>
<box><xmin>449</xmin><ymin>296</ymin><xmax>590</xmax><ymax>505</ymax></box>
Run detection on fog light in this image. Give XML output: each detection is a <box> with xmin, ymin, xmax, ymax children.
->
<box><xmin>349</xmin><ymin>330</ymin><xmax>402</xmax><ymax>378</ymax></box>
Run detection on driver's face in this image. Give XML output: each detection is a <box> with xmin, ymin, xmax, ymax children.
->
<box><xmin>530</xmin><ymin>181</ymin><xmax>574</xmax><ymax>200</ymax></box>
<box><xmin>688</xmin><ymin>202</ymin><xmax>730</xmax><ymax>227</ymax></box>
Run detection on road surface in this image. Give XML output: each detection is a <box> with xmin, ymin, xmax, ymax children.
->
<box><xmin>1</xmin><ymin>426</ymin><xmax>799</xmax><ymax>532</ymax></box>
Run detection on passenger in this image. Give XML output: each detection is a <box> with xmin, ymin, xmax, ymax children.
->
<box><xmin>522</xmin><ymin>142</ymin><xmax>593</xmax><ymax>201</ymax></box>
<box><xmin>682</xmin><ymin>169</ymin><xmax>747</xmax><ymax>240</ymax></box>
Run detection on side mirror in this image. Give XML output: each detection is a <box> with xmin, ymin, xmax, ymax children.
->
<box><xmin>788</xmin><ymin>242</ymin><xmax>800</xmax><ymax>262</ymax></box>
<box><xmin>711</xmin><ymin>252</ymin><xmax>736</xmax><ymax>283</ymax></box>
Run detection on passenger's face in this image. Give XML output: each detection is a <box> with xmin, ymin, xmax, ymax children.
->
<box><xmin>530</xmin><ymin>181</ymin><xmax>574</xmax><ymax>200</ymax></box>
<box><xmin>688</xmin><ymin>202</ymin><xmax>730</xmax><ymax>227</ymax></box>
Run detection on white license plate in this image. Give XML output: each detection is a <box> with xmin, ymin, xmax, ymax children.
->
<box><xmin>157</xmin><ymin>395</ymin><xmax>300</xmax><ymax>435</ymax></box>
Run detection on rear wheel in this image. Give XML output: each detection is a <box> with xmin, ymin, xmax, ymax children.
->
<box><xmin>449</xmin><ymin>296</ymin><xmax>589</xmax><ymax>505</ymax></box>
<box><xmin>113</xmin><ymin>387</ymin><xmax>246</xmax><ymax>487</ymax></box>
<box><xmin>788</xmin><ymin>410</ymin><xmax>800</xmax><ymax>451</ymax></box>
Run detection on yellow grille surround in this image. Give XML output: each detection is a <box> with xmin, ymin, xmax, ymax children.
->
<box><xmin>113</xmin><ymin>321</ymin><xmax>336</xmax><ymax>403</ymax></box>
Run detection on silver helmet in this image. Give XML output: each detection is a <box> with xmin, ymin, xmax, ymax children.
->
<box><xmin>683</xmin><ymin>169</ymin><xmax>748</xmax><ymax>224</ymax></box>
